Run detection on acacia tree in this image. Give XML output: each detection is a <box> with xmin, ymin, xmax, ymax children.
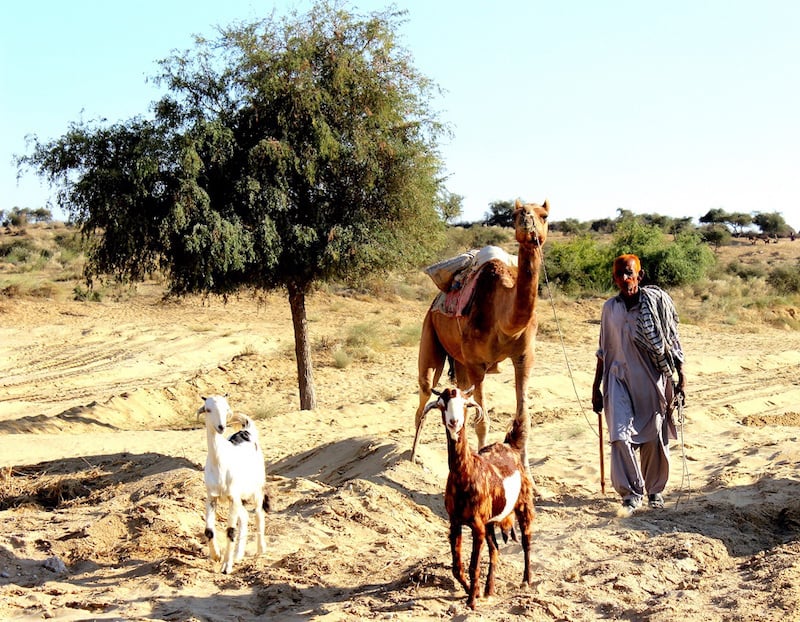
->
<box><xmin>20</xmin><ymin>2</ymin><xmax>447</xmax><ymax>410</ymax></box>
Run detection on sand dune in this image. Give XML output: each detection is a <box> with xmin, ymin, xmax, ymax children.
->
<box><xmin>1</xmin><ymin>273</ymin><xmax>800</xmax><ymax>620</ymax></box>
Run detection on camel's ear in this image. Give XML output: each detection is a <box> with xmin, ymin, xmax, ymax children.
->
<box><xmin>542</xmin><ymin>199</ymin><xmax>550</xmax><ymax>214</ymax></box>
<box><xmin>514</xmin><ymin>198</ymin><xmax>523</xmax><ymax>210</ymax></box>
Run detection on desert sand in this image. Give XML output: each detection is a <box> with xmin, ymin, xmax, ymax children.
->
<box><xmin>2</xmin><ymin>242</ymin><xmax>800</xmax><ymax>621</ymax></box>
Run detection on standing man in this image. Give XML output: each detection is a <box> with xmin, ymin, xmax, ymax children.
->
<box><xmin>592</xmin><ymin>254</ymin><xmax>685</xmax><ymax>515</ymax></box>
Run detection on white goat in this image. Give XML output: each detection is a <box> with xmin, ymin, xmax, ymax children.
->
<box><xmin>199</xmin><ymin>394</ymin><xmax>270</xmax><ymax>574</ymax></box>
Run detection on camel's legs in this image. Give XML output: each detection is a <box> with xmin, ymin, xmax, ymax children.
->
<box><xmin>412</xmin><ymin>313</ymin><xmax>446</xmax><ymax>462</ymax></box>
<box><xmin>512</xmin><ymin>351</ymin><xmax>534</xmax><ymax>471</ymax></box>
<box><xmin>460</xmin><ymin>365</ymin><xmax>489</xmax><ymax>449</ymax></box>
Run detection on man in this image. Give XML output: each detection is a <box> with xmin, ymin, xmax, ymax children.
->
<box><xmin>592</xmin><ymin>254</ymin><xmax>685</xmax><ymax>515</ymax></box>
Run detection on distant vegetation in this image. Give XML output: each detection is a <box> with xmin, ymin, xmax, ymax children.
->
<box><xmin>1</xmin><ymin>208</ymin><xmax>798</xmax><ymax>331</ymax></box>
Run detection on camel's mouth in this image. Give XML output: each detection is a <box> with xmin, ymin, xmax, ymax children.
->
<box><xmin>517</xmin><ymin>230</ymin><xmax>547</xmax><ymax>248</ymax></box>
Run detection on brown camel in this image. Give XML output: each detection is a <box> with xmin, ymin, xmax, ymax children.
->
<box><xmin>411</xmin><ymin>199</ymin><xmax>550</xmax><ymax>470</ymax></box>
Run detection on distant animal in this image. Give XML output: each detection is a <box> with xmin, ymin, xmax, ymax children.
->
<box><xmin>425</xmin><ymin>387</ymin><xmax>535</xmax><ymax>610</ymax></box>
<box><xmin>412</xmin><ymin>199</ymin><xmax>550</xmax><ymax>470</ymax></box>
<box><xmin>199</xmin><ymin>395</ymin><xmax>270</xmax><ymax>573</ymax></box>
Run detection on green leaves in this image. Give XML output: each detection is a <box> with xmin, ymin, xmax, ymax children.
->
<box><xmin>19</xmin><ymin>1</ymin><xmax>447</xmax><ymax>297</ymax></box>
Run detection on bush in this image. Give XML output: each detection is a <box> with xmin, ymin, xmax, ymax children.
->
<box><xmin>543</xmin><ymin>222</ymin><xmax>716</xmax><ymax>293</ymax></box>
<box><xmin>767</xmin><ymin>264</ymin><xmax>800</xmax><ymax>294</ymax></box>
<box><xmin>647</xmin><ymin>230</ymin><xmax>716</xmax><ymax>287</ymax></box>
<box><xmin>543</xmin><ymin>235</ymin><xmax>614</xmax><ymax>293</ymax></box>
<box><xmin>726</xmin><ymin>260</ymin><xmax>766</xmax><ymax>280</ymax></box>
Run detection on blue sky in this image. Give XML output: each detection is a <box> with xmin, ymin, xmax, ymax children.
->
<box><xmin>2</xmin><ymin>1</ymin><xmax>799</xmax><ymax>228</ymax></box>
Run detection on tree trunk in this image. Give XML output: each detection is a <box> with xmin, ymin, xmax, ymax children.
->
<box><xmin>288</xmin><ymin>281</ymin><xmax>317</xmax><ymax>410</ymax></box>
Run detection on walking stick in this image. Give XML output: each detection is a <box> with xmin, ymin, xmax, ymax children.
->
<box><xmin>598</xmin><ymin>411</ymin><xmax>605</xmax><ymax>494</ymax></box>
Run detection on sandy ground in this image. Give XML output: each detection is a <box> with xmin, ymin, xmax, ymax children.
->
<box><xmin>2</xmin><ymin>259</ymin><xmax>800</xmax><ymax>621</ymax></box>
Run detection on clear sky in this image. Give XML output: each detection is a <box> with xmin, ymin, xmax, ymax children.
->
<box><xmin>2</xmin><ymin>1</ymin><xmax>799</xmax><ymax>228</ymax></box>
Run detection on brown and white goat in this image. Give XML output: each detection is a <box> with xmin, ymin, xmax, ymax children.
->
<box><xmin>425</xmin><ymin>387</ymin><xmax>535</xmax><ymax>610</ymax></box>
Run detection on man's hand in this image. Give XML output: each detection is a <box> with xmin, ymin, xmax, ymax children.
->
<box><xmin>592</xmin><ymin>387</ymin><xmax>603</xmax><ymax>414</ymax></box>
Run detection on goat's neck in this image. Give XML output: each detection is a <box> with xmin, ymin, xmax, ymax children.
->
<box><xmin>205</xmin><ymin>424</ymin><xmax>228</xmax><ymax>462</ymax></box>
<box><xmin>507</xmin><ymin>242</ymin><xmax>542</xmax><ymax>331</ymax></box>
<box><xmin>446</xmin><ymin>426</ymin><xmax>475</xmax><ymax>477</ymax></box>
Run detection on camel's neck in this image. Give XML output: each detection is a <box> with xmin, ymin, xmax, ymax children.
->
<box><xmin>507</xmin><ymin>242</ymin><xmax>542</xmax><ymax>331</ymax></box>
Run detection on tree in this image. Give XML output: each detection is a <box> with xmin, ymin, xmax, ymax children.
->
<box><xmin>437</xmin><ymin>189</ymin><xmax>463</xmax><ymax>224</ymax></box>
<box><xmin>727</xmin><ymin>212</ymin><xmax>752</xmax><ymax>236</ymax></box>
<box><xmin>699</xmin><ymin>207</ymin><xmax>730</xmax><ymax>225</ymax></box>
<box><xmin>20</xmin><ymin>1</ymin><xmax>447</xmax><ymax>410</ymax></box>
<box><xmin>484</xmin><ymin>199</ymin><xmax>515</xmax><ymax>227</ymax></box>
<box><xmin>699</xmin><ymin>223</ymin><xmax>731</xmax><ymax>248</ymax></box>
<box><xmin>752</xmin><ymin>211</ymin><xmax>790</xmax><ymax>237</ymax></box>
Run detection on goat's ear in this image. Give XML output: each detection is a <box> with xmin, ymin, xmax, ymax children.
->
<box><xmin>463</xmin><ymin>385</ymin><xmax>475</xmax><ymax>398</ymax></box>
<box><xmin>200</xmin><ymin>396</ymin><xmax>207</xmax><ymax>401</ymax></box>
<box><xmin>431</xmin><ymin>388</ymin><xmax>441</xmax><ymax>396</ymax></box>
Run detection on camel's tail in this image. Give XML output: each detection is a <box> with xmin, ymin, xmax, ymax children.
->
<box><xmin>446</xmin><ymin>354</ymin><xmax>456</xmax><ymax>382</ymax></box>
<box><xmin>503</xmin><ymin>413</ymin><xmax>527</xmax><ymax>454</ymax></box>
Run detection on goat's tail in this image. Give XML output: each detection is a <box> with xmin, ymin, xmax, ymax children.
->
<box><xmin>503</xmin><ymin>413</ymin><xmax>527</xmax><ymax>454</ymax></box>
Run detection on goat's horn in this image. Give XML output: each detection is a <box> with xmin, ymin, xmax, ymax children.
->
<box><xmin>467</xmin><ymin>400</ymin><xmax>484</xmax><ymax>422</ymax></box>
<box><xmin>423</xmin><ymin>400</ymin><xmax>442</xmax><ymax>415</ymax></box>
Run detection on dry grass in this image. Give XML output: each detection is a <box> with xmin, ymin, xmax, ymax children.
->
<box><xmin>2</xmin><ymin>223</ymin><xmax>798</xmax><ymax>331</ymax></box>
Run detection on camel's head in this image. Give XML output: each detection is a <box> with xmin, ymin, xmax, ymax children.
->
<box><xmin>424</xmin><ymin>387</ymin><xmax>483</xmax><ymax>442</ymax></box>
<box><xmin>513</xmin><ymin>199</ymin><xmax>549</xmax><ymax>249</ymax></box>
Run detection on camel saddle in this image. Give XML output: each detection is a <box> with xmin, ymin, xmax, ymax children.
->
<box><xmin>428</xmin><ymin>246</ymin><xmax>518</xmax><ymax>318</ymax></box>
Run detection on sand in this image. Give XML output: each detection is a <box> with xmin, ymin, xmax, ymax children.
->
<box><xmin>2</xmin><ymin>260</ymin><xmax>800</xmax><ymax>621</ymax></box>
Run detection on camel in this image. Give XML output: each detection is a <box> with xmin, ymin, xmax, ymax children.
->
<box><xmin>411</xmin><ymin>199</ymin><xmax>550</xmax><ymax>470</ymax></box>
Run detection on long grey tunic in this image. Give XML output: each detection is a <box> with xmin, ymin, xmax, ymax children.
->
<box><xmin>597</xmin><ymin>295</ymin><xmax>676</xmax><ymax>444</ymax></box>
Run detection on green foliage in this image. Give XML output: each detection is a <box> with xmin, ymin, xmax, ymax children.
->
<box><xmin>0</xmin><ymin>238</ymin><xmax>37</xmax><ymax>264</ymax></box>
<box><xmin>767</xmin><ymin>263</ymin><xmax>800</xmax><ymax>294</ymax></box>
<box><xmin>440</xmin><ymin>225</ymin><xmax>513</xmax><ymax>257</ymax></box>
<box><xmin>437</xmin><ymin>190</ymin><xmax>463</xmax><ymax>224</ymax></box>
<box><xmin>647</xmin><ymin>230</ymin><xmax>715</xmax><ymax>287</ymax></box>
<box><xmin>543</xmin><ymin>224</ymin><xmax>715</xmax><ymax>293</ymax></box>
<box><xmin>699</xmin><ymin>224</ymin><xmax>731</xmax><ymax>248</ymax></box>
<box><xmin>484</xmin><ymin>200</ymin><xmax>515</xmax><ymax>227</ymax></box>
<box><xmin>725</xmin><ymin>260</ymin><xmax>766</xmax><ymax>280</ymax></box>
<box><xmin>542</xmin><ymin>235</ymin><xmax>614</xmax><ymax>293</ymax></box>
<box><xmin>753</xmin><ymin>211</ymin><xmax>792</xmax><ymax>237</ymax></box>
<box><xmin>550</xmin><ymin>218</ymin><xmax>588</xmax><ymax>235</ymax></box>
<box><xmin>20</xmin><ymin>1</ymin><xmax>447</xmax><ymax>296</ymax></box>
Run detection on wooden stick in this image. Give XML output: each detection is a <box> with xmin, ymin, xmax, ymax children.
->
<box><xmin>598</xmin><ymin>411</ymin><xmax>605</xmax><ymax>494</ymax></box>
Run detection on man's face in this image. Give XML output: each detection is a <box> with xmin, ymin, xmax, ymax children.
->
<box><xmin>613</xmin><ymin>258</ymin><xmax>643</xmax><ymax>299</ymax></box>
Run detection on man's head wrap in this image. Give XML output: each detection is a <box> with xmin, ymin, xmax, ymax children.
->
<box><xmin>613</xmin><ymin>254</ymin><xmax>641</xmax><ymax>275</ymax></box>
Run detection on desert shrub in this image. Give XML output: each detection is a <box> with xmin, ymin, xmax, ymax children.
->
<box><xmin>332</xmin><ymin>348</ymin><xmax>352</xmax><ymax>369</ymax></box>
<box><xmin>0</xmin><ymin>238</ymin><xmax>37</xmax><ymax>264</ymax></box>
<box><xmin>767</xmin><ymin>264</ymin><xmax>800</xmax><ymax>294</ymax></box>
<box><xmin>647</xmin><ymin>230</ymin><xmax>716</xmax><ymax>287</ymax></box>
<box><xmin>73</xmin><ymin>285</ymin><xmax>102</xmax><ymax>302</ymax></box>
<box><xmin>440</xmin><ymin>225</ymin><xmax>513</xmax><ymax>257</ymax></box>
<box><xmin>544</xmin><ymin>222</ymin><xmax>715</xmax><ymax>293</ymax></box>
<box><xmin>609</xmin><ymin>219</ymin><xmax>667</xmax><ymax>264</ymax></box>
<box><xmin>726</xmin><ymin>260</ymin><xmax>766</xmax><ymax>280</ymax></box>
<box><xmin>394</xmin><ymin>323</ymin><xmax>421</xmax><ymax>347</ymax></box>
<box><xmin>543</xmin><ymin>235</ymin><xmax>614</xmax><ymax>293</ymax></box>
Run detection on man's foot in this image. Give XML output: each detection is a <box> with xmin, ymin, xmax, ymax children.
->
<box><xmin>648</xmin><ymin>493</ymin><xmax>664</xmax><ymax>509</ymax></box>
<box><xmin>617</xmin><ymin>497</ymin><xmax>642</xmax><ymax>517</ymax></box>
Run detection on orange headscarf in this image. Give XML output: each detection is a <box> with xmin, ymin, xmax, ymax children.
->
<box><xmin>613</xmin><ymin>254</ymin><xmax>641</xmax><ymax>275</ymax></box>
